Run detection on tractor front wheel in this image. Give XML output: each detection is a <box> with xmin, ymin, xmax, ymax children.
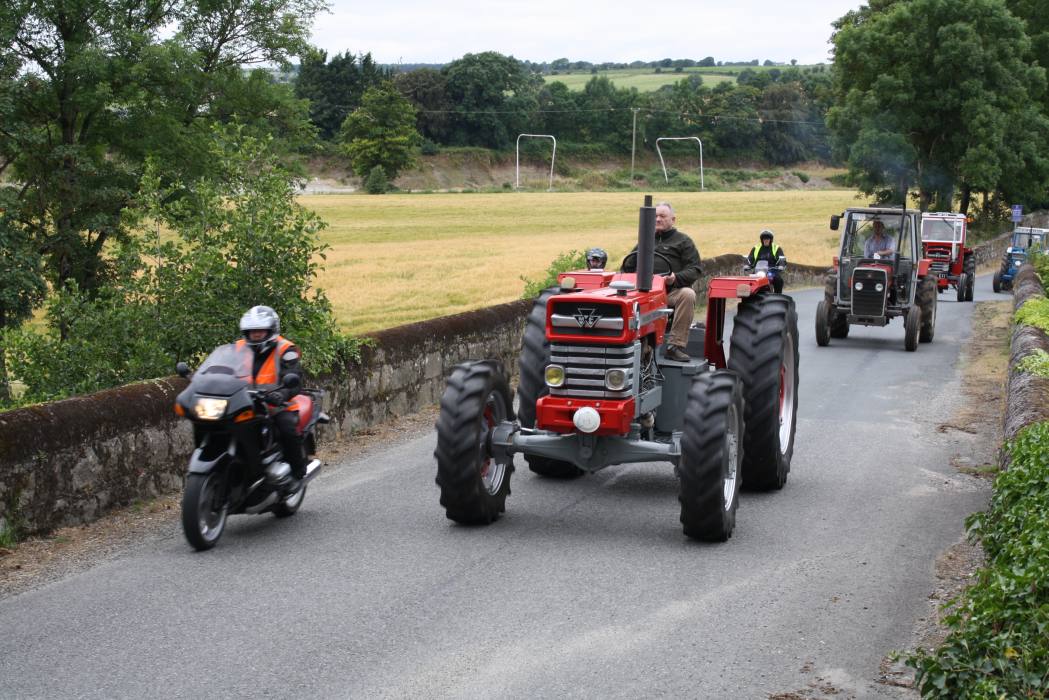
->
<box><xmin>956</xmin><ymin>273</ymin><xmax>969</xmax><ymax>303</ymax></box>
<box><xmin>434</xmin><ymin>361</ymin><xmax>514</xmax><ymax>524</ymax></box>
<box><xmin>517</xmin><ymin>288</ymin><xmax>582</xmax><ymax>479</ymax></box>
<box><xmin>918</xmin><ymin>277</ymin><xmax>937</xmax><ymax>343</ymax></box>
<box><xmin>678</xmin><ymin>370</ymin><xmax>744</xmax><ymax>541</ymax></box>
<box><xmin>904</xmin><ymin>305</ymin><xmax>920</xmax><ymax>352</ymax></box>
<box><xmin>964</xmin><ymin>257</ymin><xmax>976</xmax><ymax>301</ymax></box>
<box><xmin>728</xmin><ymin>293</ymin><xmax>799</xmax><ymax>491</ymax></box>
<box><xmin>993</xmin><ymin>271</ymin><xmax>1002</xmax><ymax>293</ymax></box>
<box><xmin>815</xmin><ymin>300</ymin><xmax>831</xmax><ymax>347</ymax></box>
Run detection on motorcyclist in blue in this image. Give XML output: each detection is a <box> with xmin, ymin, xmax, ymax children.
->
<box><xmin>747</xmin><ymin>229</ymin><xmax>786</xmax><ymax>294</ymax></box>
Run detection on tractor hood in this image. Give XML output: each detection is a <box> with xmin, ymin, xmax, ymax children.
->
<box><xmin>548</xmin><ymin>272</ymin><xmax>669</xmax><ymax>345</ymax></box>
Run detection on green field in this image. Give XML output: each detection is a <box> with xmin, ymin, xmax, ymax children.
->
<box><xmin>546</xmin><ymin>70</ymin><xmax>736</xmax><ymax>92</ymax></box>
<box><xmin>301</xmin><ymin>189</ymin><xmax>861</xmax><ymax>335</ymax></box>
<box><xmin>542</xmin><ymin>64</ymin><xmax>825</xmax><ymax>92</ymax></box>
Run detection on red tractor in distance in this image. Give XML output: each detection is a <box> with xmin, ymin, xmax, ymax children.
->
<box><xmin>434</xmin><ymin>196</ymin><xmax>800</xmax><ymax>542</ymax></box>
<box><xmin>920</xmin><ymin>212</ymin><xmax>974</xmax><ymax>302</ymax></box>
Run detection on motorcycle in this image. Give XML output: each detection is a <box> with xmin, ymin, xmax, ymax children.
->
<box><xmin>174</xmin><ymin>343</ymin><xmax>328</xmax><ymax>550</ymax></box>
<box><xmin>744</xmin><ymin>257</ymin><xmax>786</xmax><ymax>293</ymax></box>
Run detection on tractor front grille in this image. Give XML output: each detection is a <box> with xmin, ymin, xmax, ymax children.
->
<box><xmin>851</xmin><ymin>268</ymin><xmax>888</xmax><ymax>317</ymax></box>
<box><xmin>929</xmin><ymin>261</ymin><xmax>950</xmax><ymax>274</ymax></box>
<box><xmin>548</xmin><ymin>342</ymin><xmax>637</xmax><ymax>399</ymax></box>
<box><xmin>549</xmin><ymin>302</ymin><xmax>624</xmax><ymax>338</ymax></box>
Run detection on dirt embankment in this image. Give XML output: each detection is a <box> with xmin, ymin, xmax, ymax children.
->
<box><xmin>300</xmin><ymin>152</ymin><xmax>843</xmax><ymax>194</ymax></box>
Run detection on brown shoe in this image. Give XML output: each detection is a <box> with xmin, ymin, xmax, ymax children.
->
<box><xmin>665</xmin><ymin>345</ymin><xmax>690</xmax><ymax>362</ymax></box>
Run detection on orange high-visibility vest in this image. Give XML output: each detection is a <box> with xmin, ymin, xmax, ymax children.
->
<box><xmin>236</xmin><ymin>336</ymin><xmax>296</xmax><ymax>387</ymax></box>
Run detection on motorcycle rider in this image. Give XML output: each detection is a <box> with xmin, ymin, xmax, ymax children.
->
<box><xmin>747</xmin><ymin>229</ymin><xmax>786</xmax><ymax>293</ymax></box>
<box><xmin>586</xmin><ymin>247</ymin><xmax>609</xmax><ymax>270</ymax></box>
<box><xmin>238</xmin><ymin>305</ymin><xmax>307</xmax><ymax>492</ymax></box>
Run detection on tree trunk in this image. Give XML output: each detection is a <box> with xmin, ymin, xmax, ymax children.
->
<box><xmin>960</xmin><ymin>185</ymin><xmax>972</xmax><ymax>215</ymax></box>
<box><xmin>0</xmin><ymin>306</ymin><xmax>9</xmax><ymax>404</ymax></box>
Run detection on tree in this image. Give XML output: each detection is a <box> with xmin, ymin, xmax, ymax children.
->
<box><xmin>3</xmin><ymin>127</ymin><xmax>352</xmax><ymax>405</ymax></box>
<box><xmin>295</xmin><ymin>50</ymin><xmax>389</xmax><ymax>140</ymax></box>
<box><xmin>340</xmin><ymin>84</ymin><xmax>421</xmax><ymax>181</ymax></box>
<box><xmin>442</xmin><ymin>52</ymin><xmax>542</xmax><ymax>148</ymax></box>
<box><xmin>394</xmin><ymin>68</ymin><xmax>452</xmax><ymax>143</ymax></box>
<box><xmin>828</xmin><ymin>0</ymin><xmax>1049</xmax><ymax>211</ymax></box>
<box><xmin>0</xmin><ymin>191</ymin><xmax>46</xmax><ymax>403</ymax></box>
<box><xmin>0</xmin><ymin>0</ymin><xmax>324</xmax><ymax>305</ymax></box>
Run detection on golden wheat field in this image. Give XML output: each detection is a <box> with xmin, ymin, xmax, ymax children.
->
<box><xmin>302</xmin><ymin>190</ymin><xmax>865</xmax><ymax>335</ymax></box>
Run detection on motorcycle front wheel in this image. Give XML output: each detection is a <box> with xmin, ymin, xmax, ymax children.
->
<box><xmin>181</xmin><ymin>472</ymin><xmax>229</xmax><ymax>551</ymax></box>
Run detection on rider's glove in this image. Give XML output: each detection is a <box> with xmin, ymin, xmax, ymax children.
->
<box><xmin>264</xmin><ymin>390</ymin><xmax>285</xmax><ymax>406</ymax></box>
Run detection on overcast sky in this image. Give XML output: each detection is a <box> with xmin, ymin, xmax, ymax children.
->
<box><xmin>310</xmin><ymin>1</ymin><xmax>865</xmax><ymax>66</ymax></box>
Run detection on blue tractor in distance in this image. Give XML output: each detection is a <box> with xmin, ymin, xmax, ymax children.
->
<box><xmin>994</xmin><ymin>226</ymin><xmax>1048</xmax><ymax>293</ymax></box>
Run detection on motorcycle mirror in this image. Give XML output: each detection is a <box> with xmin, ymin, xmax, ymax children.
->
<box><xmin>830</xmin><ymin>214</ymin><xmax>840</xmax><ymax>231</ymax></box>
<box><xmin>175</xmin><ymin>362</ymin><xmax>190</xmax><ymax>378</ymax></box>
<box><xmin>282</xmin><ymin>373</ymin><xmax>301</xmax><ymax>391</ymax></box>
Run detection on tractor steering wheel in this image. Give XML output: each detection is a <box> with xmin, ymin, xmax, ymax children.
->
<box><xmin>620</xmin><ymin>251</ymin><xmax>676</xmax><ymax>277</ymax></box>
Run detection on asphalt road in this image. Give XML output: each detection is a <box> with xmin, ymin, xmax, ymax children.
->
<box><xmin>0</xmin><ymin>277</ymin><xmax>999</xmax><ymax>699</ymax></box>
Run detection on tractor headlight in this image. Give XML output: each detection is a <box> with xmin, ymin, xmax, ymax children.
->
<box><xmin>544</xmin><ymin>365</ymin><xmax>565</xmax><ymax>387</ymax></box>
<box><xmin>1015</xmin><ymin>259</ymin><xmax>1022</xmax><ymax>266</ymax></box>
<box><xmin>854</xmin><ymin>281</ymin><xmax>863</xmax><ymax>291</ymax></box>
<box><xmin>875</xmin><ymin>283</ymin><xmax>884</xmax><ymax>292</ymax></box>
<box><xmin>605</xmin><ymin>368</ymin><xmax>629</xmax><ymax>391</ymax></box>
<box><xmin>194</xmin><ymin>397</ymin><xmax>228</xmax><ymax>420</ymax></box>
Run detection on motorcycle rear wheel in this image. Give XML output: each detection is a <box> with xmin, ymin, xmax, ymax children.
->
<box><xmin>181</xmin><ymin>472</ymin><xmax>228</xmax><ymax>551</ymax></box>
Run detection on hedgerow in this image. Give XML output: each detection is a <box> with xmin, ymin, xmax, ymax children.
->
<box><xmin>907</xmin><ymin>421</ymin><xmax>1049</xmax><ymax>698</ymax></box>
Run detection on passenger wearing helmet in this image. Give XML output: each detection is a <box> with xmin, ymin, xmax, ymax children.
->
<box><xmin>586</xmin><ymin>247</ymin><xmax>609</xmax><ymax>270</ymax></box>
<box><xmin>747</xmin><ymin>229</ymin><xmax>787</xmax><ymax>293</ymax></box>
<box><xmin>237</xmin><ymin>305</ymin><xmax>307</xmax><ymax>489</ymax></box>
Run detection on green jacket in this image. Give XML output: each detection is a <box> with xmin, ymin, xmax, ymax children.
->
<box><xmin>624</xmin><ymin>227</ymin><xmax>703</xmax><ymax>289</ymax></box>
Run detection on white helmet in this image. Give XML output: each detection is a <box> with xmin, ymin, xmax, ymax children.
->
<box><xmin>240</xmin><ymin>306</ymin><xmax>280</xmax><ymax>353</ymax></box>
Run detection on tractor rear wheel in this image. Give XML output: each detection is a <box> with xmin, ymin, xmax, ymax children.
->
<box><xmin>517</xmin><ymin>288</ymin><xmax>582</xmax><ymax>479</ymax></box>
<box><xmin>815</xmin><ymin>300</ymin><xmax>831</xmax><ymax>347</ymax></box>
<box><xmin>918</xmin><ymin>277</ymin><xmax>937</xmax><ymax>343</ymax></box>
<box><xmin>829</xmin><ymin>308</ymin><xmax>849</xmax><ymax>339</ymax></box>
<box><xmin>434</xmin><ymin>361</ymin><xmax>514</xmax><ymax>524</ymax></box>
<box><xmin>904</xmin><ymin>305</ymin><xmax>920</xmax><ymax>351</ymax></box>
<box><xmin>993</xmin><ymin>271</ymin><xmax>1002</xmax><ymax>293</ymax></box>
<box><xmin>956</xmin><ymin>273</ymin><xmax>968</xmax><ymax>303</ymax></box>
<box><xmin>728</xmin><ymin>293</ymin><xmax>799</xmax><ymax>491</ymax></box>
<box><xmin>678</xmin><ymin>370</ymin><xmax>744</xmax><ymax>541</ymax></box>
<box><xmin>964</xmin><ymin>257</ymin><xmax>976</xmax><ymax>301</ymax></box>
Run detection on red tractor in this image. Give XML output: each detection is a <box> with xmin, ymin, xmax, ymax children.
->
<box><xmin>920</xmin><ymin>212</ymin><xmax>974</xmax><ymax>302</ymax></box>
<box><xmin>434</xmin><ymin>196</ymin><xmax>799</xmax><ymax>542</ymax></box>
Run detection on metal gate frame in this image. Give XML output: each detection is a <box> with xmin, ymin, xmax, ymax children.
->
<box><xmin>655</xmin><ymin>136</ymin><xmax>704</xmax><ymax>191</ymax></box>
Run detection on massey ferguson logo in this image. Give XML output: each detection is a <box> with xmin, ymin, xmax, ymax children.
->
<box><xmin>574</xmin><ymin>308</ymin><xmax>602</xmax><ymax>329</ymax></box>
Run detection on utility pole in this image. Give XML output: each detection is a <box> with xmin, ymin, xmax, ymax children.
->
<box><xmin>630</xmin><ymin>108</ymin><xmax>639</xmax><ymax>186</ymax></box>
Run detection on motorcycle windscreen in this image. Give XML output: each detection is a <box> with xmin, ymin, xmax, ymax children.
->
<box><xmin>195</xmin><ymin>343</ymin><xmax>255</xmax><ymax>381</ymax></box>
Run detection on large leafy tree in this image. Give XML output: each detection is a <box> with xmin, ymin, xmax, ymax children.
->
<box><xmin>828</xmin><ymin>0</ymin><xmax>1049</xmax><ymax>211</ymax></box>
<box><xmin>3</xmin><ymin>126</ymin><xmax>352</xmax><ymax>406</ymax></box>
<box><xmin>294</xmin><ymin>49</ymin><xmax>389</xmax><ymax>140</ymax></box>
<box><xmin>441</xmin><ymin>52</ymin><xmax>542</xmax><ymax>148</ymax></box>
<box><xmin>0</xmin><ymin>0</ymin><xmax>324</xmax><ymax>303</ymax></box>
<box><xmin>393</xmin><ymin>67</ymin><xmax>452</xmax><ymax>144</ymax></box>
<box><xmin>339</xmin><ymin>83</ymin><xmax>420</xmax><ymax>180</ymax></box>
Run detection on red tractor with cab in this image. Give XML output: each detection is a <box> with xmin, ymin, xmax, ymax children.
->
<box><xmin>920</xmin><ymin>212</ymin><xmax>974</xmax><ymax>302</ymax></box>
<box><xmin>434</xmin><ymin>196</ymin><xmax>799</xmax><ymax>542</ymax></box>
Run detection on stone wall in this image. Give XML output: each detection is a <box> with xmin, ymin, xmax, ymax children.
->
<box><xmin>1002</xmin><ymin>265</ymin><xmax>1049</xmax><ymax>463</ymax></box>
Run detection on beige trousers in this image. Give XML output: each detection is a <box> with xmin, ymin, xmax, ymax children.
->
<box><xmin>666</xmin><ymin>286</ymin><xmax>696</xmax><ymax>347</ymax></box>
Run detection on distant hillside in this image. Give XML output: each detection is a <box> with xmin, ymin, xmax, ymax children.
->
<box><xmin>543</xmin><ymin>64</ymin><xmax>830</xmax><ymax>92</ymax></box>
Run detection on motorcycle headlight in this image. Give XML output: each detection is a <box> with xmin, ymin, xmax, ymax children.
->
<box><xmin>605</xmin><ymin>368</ymin><xmax>629</xmax><ymax>391</ymax></box>
<box><xmin>194</xmin><ymin>397</ymin><xmax>228</xmax><ymax>420</ymax></box>
<box><xmin>545</xmin><ymin>365</ymin><xmax>565</xmax><ymax>388</ymax></box>
<box><xmin>854</xmin><ymin>281</ymin><xmax>863</xmax><ymax>291</ymax></box>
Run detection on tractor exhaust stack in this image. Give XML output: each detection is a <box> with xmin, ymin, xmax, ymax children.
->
<box><xmin>637</xmin><ymin>195</ymin><xmax>656</xmax><ymax>292</ymax></box>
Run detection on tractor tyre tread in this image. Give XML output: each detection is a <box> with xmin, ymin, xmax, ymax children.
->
<box><xmin>678</xmin><ymin>370</ymin><xmax>744</xmax><ymax>541</ymax></box>
<box><xmin>728</xmin><ymin>293</ymin><xmax>799</xmax><ymax>491</ymax></box>
<box><xmin>434</xmin><ymin>361</ymin><xmax>514</xmax><ymax>524</ymax></box>
<box><xmin>918</xmin><ymin>276</ymin><xmax>937</xmax><ymax>343</ymax></box>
